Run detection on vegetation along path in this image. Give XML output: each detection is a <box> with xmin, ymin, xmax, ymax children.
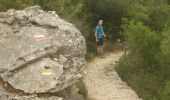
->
<box><xmin>84</xmin><ymin>51</ymin><xmax>142</xmax><ymax>100</ymax></box>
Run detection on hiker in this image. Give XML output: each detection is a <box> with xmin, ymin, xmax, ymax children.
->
<box><xmin>95</xmin><ymin>20</ymin><xmax>107</xmax><ymax>55</ymax></box>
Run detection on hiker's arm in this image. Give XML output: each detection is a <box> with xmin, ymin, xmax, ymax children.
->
<box><xmin>103</xmin><ymin>32</ymin><xmax>107</xmax><ymax>37</ymax></box>
<box><xmin>95</xmin><ymin>31</ymin><xmax>98</xmax><ymax>39</ymax></box>
<box><xmin>95</xmin><ymin>31</ymin><xmax>98</xmax><ymax>42</ymax></box>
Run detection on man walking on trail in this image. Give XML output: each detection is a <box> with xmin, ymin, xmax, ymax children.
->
<box><xmin>95</xmin><ymin>20</ymin><xmax>106</xmax><ymax>55</ymax></box>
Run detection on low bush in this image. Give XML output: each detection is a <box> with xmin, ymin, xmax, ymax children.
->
<box><xmin>76</xmin><ymin>80</ymin><xmax>88</xmax><ymax>100</ymax></box>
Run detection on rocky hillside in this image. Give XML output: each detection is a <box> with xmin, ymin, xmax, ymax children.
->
<box><xmin>0</xmin><ymin>6</ymin><xmax>86</xmax><ymax>100</ymax></box>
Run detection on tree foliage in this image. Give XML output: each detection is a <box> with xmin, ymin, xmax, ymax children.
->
<box><xmin>117</xmin><ymin>1</ymin><xmax>170</xmax><ymax>100</ymax></box>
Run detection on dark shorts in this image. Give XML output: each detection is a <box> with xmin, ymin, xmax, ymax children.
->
<box><xmin>97</xmin><ymin>38</ymin><xmax>103</xmax><ymax>46</ymax></box>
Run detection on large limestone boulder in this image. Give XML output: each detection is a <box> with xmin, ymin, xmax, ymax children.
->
<box><xmin>0</xmin><ymin>5</ymin><xmax>86</xmax><ymax>99</ymax></box>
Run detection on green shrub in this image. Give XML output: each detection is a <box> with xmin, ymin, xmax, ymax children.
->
<box><xmin>127</xmin><ymin>21</ymin><xmax>160</xmax><ymax>68</ymax></box>
<box><xmin>0</xmin><ymin>0</ymin><xmax>34</xmax><ymax>11</ymax></box>
<box><xmin>148</xmin><ymin>5</ymin><xmax>170</xmax><ymax>33</ymax></box>
<box><xmin>117</xmin><ymin>53</ymin><xmax>166</xmax><ymax>100</ymax></box>
<box><xmin>160</xmin><ymin>29</ymin><xmax>170</xmax><ymax>68</ymax></box>
<box><xmin>117</xmin><ymin>7</ymin><xmax>170</xmax><ymax>98</ymax></box>
<box><xmin>85</xmin><ymin>52</ymin><xmax>96</xmax><ymax>61</ymax></box>
<box><xmin>76</xmin><ymin>80</ymin><xmax>88</xmax><ymax>99</ymax></box>
<box><xmin>162</xmin><ymin>81</ymin><xmax>170</xmax><ymax>100</ymax></box>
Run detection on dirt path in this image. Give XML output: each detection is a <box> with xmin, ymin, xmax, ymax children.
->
<box><xmin>84</xmin><ymin>51</ymin><xmax>142</xmax><ymax>100</ymax></box>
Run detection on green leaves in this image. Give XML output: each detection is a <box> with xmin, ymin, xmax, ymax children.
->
<box><xmin>148</xmin><ymin>5</ymin><xmax>170</xmax><ymax>32</ymax></box>
<box><xmin>162</xmin><ymin>81</ymin><xmax>170</xmax><ymax>100</ymax></box>
<box><xmin>117</xmin><ymin>1</ymin><xmax>170</xmax><ymax>100</ymax></box>
<box><xmin>161</xmin><ymin>29</ymin><xmax>170</xmax><ymax>56</ymax></box>
<box><xmin>0</xmin><ymin>0</ymin><xmax>35</xmax><ymax>11</ymax></box>
<box><xmin>128</xmin><ymin>3</ymin><xmax>149</xmax><ymax>22</ymax></box>
<box><xmin>126</xmin><ymin>21</ymin><xmax>160</xmax><ymax>65</ymax></box>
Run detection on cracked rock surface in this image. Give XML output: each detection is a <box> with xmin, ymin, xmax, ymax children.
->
<box><xmin>0</xmin><ymin>6</ymin><xmax>86</xmax><ymax>100</ymax></box>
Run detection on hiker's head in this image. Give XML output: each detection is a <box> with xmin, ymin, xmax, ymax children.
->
<box><xmin>98</xmin><ymin>20</ymin><xmax>103</xmax><ymax>25</ymax></box>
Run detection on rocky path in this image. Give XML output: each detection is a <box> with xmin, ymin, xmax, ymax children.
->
<box><xmin>84</xmin><ymin>51</ymin><xmax>142</xmax><ymax>100</ymax></box>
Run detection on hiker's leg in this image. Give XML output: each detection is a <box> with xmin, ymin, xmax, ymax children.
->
<box><xmin>97</xmin><ymin>38</ymin><xmax>101</xmax><ymax>54</ymax></box>
<box><xmin>100</xmin><ymin>38</ymin><xmax>104</xmax><ymax>54</ymax></box>
<box><xmin>98</xmin><ymin>46</ymin><xmax>100</xmax><ymax>53</ymax></box>
<box><xmin>100</xmin><ymin>46</ymin><xmax>104</xmax><ymax>54</ymax></box>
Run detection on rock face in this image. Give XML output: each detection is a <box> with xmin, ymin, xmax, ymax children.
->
<box><xmin>0</xmin><ymin>6</ymin><xmax>86</xmax><ymax>99</ymax></box>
